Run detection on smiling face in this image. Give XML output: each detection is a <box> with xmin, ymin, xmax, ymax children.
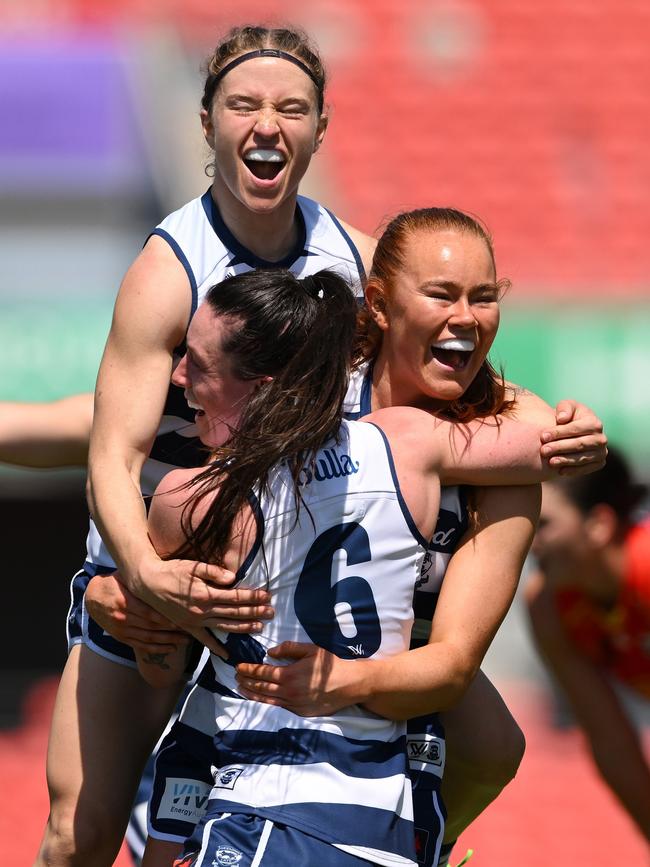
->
<box><xmin>369</xmin><ymin>228</ymin><xmax>501</xmax><ymax>410</ymax></box>
<box><xmin>172</xmin><ymin>304</ymin><xmax>261</xmax><ymax>448</ymax></box>
<box><xmin>202</xmin><ymin>56</ymin><xmax>327</xmax><ymax>218</ymax></box>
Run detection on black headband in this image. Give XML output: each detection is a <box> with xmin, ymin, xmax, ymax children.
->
<box><xmin>209</xmin><ymin>49</ymin><xmax>322</xmax><ymax>95</ymax></box>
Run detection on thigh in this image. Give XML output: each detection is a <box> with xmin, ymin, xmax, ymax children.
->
<box><xmin>142</xmin><ymin>838</ymin><xmax>183</xmax><ymax>867</ymax></box>
<box><xmin>439</xmin><ymin>669</ymin><xmax>524</xmax><ymax>780</ymax></box>
<box><xmin>46</xmin><ymin>643</ymin><xmax>181</xmax><ymax>821</ymax></box>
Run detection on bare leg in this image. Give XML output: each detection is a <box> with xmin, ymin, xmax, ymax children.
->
<box><xmin>34</xmin><ymin>644</ymin><xmax>181</xmax><ymax>867</ymax></box>
<box><xmin>440</xmin><ymin>669</ymin><xmax>525</xmax><ymax>843</ymax></box>
<box><xmin>142</xmin><ymin>838</ymin><xmax>183</xmax><ymax>867</ymax></box>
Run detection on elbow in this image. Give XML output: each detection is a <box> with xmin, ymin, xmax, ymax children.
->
<box><xmin>436</xmin><ymin>659</ymin><xmax>480</xmax><ymax>712</ymax></box>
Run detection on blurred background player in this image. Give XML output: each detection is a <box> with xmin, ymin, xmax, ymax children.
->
<box><xmin>525</xmin><ymin>448</ymin><xmax>650</xmax><ymax>842</ymax></box>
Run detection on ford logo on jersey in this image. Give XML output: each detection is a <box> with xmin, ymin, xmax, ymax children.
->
<box><xmin>297</xmin><ymin>448</ymin><xmax>360</xmax><ymax>487</ymax></box>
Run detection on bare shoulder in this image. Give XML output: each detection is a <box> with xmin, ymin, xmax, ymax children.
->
<box><xmin>112</xmin><ymin>233</ymin><xmax>193</xmax><ymax>351</ymax></box>
<box><xmin>336</xmin><ymin>219</ymin><xmax>377</xmax><ymax>273</ymax></box>
<box><xmin>503</xmin><ymin>381</ymin><xmax>554</xmax><ymax>423</ymax></box>
<box><xmin>148</xmin><ymin>466</ymin><xmax>206</xmax><ymax>555</ymax></box>
<box><xmin>360</xmin><ymin>407</ymin><xmax>441</xmax><ymax>466</ymax></box>
<box><xmin>362</xmin><ymin>406</ymin><xmax>435</xmax><ymax>436</ymax></box>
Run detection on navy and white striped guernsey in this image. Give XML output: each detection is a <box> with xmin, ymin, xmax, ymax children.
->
<box><xmin>84</xmin><ymin>191</ymin><xmax>365</xmax><ymax>569</ymax></box>
<box><xmin>344</xmin><ymin>364</ymin><xmax>469</xmax><ymax>640</ymax></box>
<box><xmin>174</xmin><ymin>419</ymin><xmax>428</xmax><ymax>867</ymax></box>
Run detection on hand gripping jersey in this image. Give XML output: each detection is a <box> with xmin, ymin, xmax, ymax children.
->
<box><xmin>555</xmin><ymin>518</ymin><xmax>650</xmax><ymax>697</ymax></box>
<box><xmin>83</xmin><ymin>190</ymin><xmax>365</xmax><ymax>571</ymax></box>
<box><xmin>171</xmin><ymin>420</ymin><xmax>431</xmax><ymax>867</ymax></box>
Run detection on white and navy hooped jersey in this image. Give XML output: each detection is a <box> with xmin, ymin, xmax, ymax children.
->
<box><xmin>174</xmin><ymin>420</ymin><xmax>428</xmax><ymax>867</ymax></box>
<box><xmin>85</xmin><ymin>191</ymin><xmax>365</xmax><ymax>568</ymax></box>
<box><xmin>343</xmin><ymin>364</ymin><xmax>469</xmax><ymax>641</ymax></box>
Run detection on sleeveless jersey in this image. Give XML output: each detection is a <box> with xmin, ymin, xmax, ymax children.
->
<box><xmin>345</xmin><ymin>364</ymin><xmax>469</xmax><ymax>640</ymax></box>
<box><xmin>173</xmin><ymin>420</ymin><xmax>430</xmax><ymax>867</ymax></box>
<box><xmin>555</xmin><ymin>518</ymin><xmax>650</xmax><ymax>697</ymax></box>
<box><xmin>84</xmin><ymin>191</ymin><xmax>365</xmax><ymax>568</ymax></box>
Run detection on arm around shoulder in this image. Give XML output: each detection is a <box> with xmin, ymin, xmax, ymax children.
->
<box><xmin>361</xmin><ymin>484</ymin><xmax>540</xmax><ymax>719</ymax></box>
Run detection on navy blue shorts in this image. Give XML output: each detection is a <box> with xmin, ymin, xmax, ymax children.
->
<box><xmin>148</xmin><ymin>731</ymin><xmax>213</xmax><ymax>843</ymax></box>
<box><xmin>66</xmin><ymin>562</ymin><xmax>138</xmax><ymax>667</ymax></box>
<box><xmin>174</xmin><ymin>811</ymin><xmax>379</xmax><ymax>867</ymax></box>
<box><xmin>407</xmin><ymin>714</ymin><xmax>447</xmax><ymax>867</ymax></box>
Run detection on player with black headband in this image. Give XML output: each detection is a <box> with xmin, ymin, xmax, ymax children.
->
<box><xmin>35</xmin><ymin>25</ymin><xmax>374</xmax><ymax>867</ymax></box>
<box><xmin>32</xmin><ymin>26</ymin><xmax>606</xmax><ymax>867</ymax></box>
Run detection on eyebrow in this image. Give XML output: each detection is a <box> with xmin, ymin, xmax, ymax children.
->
<box><xmin>419</xmin><ymin>280</ymin><xmax>500</xmax><ymax>292</ymax></box>
<box><xmin>186</xmin><ymin>343</ymin><xmax>208</xmax><ymax>366</ymax></box>
<box><xmin>224</xmin><ymin>93</ymin><xmax>311</xmax><ymax>106</ymax></box>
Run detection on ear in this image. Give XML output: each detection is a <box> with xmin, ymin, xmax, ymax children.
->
<box><xmin>584</xmin><ymin>503</ymin><xmax>619</xmax><ymax>548</ymax></box>
<box><xmin>365</xmin><ymin>279</ymin><xmax>389</xmax><ymax>331</ymax></box>
<box><xmin>200</xmin><ymin>108</ymin><xmax>215</xmax><ymax>148</ymax></box>
<box><xmin>313</xmin><ymin>111</ymin><xmax>329</xmax><ymax>152</ymax></box>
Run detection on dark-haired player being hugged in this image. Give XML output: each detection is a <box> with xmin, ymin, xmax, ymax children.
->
<box><xmin>134</xmin><ymin>266</ymin><xmax>549</xmax><ymax>867</ymax></box>
<box><xmin>525</xmin><ymin>448</ymin><xmax>650</xmax><ymax>842</ymax></box>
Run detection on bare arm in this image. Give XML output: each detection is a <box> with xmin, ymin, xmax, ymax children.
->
<box><xmin>134</xmin><ymin>468</ymin><xmax>237</xmax><ymax>686</ymax></box>
<box><xmin>526</xmin><ymin>571</ymin><xmax>650</xmax><ymax>841</ymax></box>
<box><xmin>507</xmin><ymin>387</ymin><xmax>607</xmax><ymax>476</ymax></box>
<box><xmin>367</xmin><ymin>404</ymin><xmax>602</xmax><ymax>488</ymax></box>
<box><xmin>235</xmin><ymin>485</ymin><xmax>540</xmax><ymax>718</ymax></box>
<box><xmin>0</xmin><ymin>394</ymin><xmax>93</xmax><ymax>467</ymax></box>
<box><xmin>87</xmin><ymin>237</ymin><xmax>270</xmax><ymax>631</ymax></box>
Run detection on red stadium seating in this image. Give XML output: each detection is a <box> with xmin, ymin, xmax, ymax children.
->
<box><xmin>3</xmin><ymin>0</ymin><xmax>650</xmax><ymax>294</ymax></box>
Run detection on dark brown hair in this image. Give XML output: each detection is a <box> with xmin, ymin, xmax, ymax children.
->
<box><xmin>201</xmin><ymin>25</ymin><xmax>327</xmax><ymax>114</ymax></box>
<box><xmin>354</xmin><ymin>206</ymin><xmax>513</xmax><ymax>423</ymax></box>
<box><xmin>175</xmin><ymin>268</ymin><xmax>356</xmax><ymax>565</ymax></box>
<box><xmin>551</xmin><ymin>445</ymin><xmax>647</xmax><ymax>527</ymax></box>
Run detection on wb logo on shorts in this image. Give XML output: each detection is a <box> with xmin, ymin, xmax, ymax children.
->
<box><xmin>215</xmin><ymin>767</ymin><xmax>243</xmax><ymax>789</ymax></box>
<box><xmin>407</xmin><ymin>735</ymin><xmax>445</xmax><ymax>777</ymax></box>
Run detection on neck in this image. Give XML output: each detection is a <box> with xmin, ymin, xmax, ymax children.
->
<box><xmin>370</xmin><ymin>349</ymin><xmax>445</xmax><ymax>413</ymax></box>
<box><xmin>210</xmin><ymin>180</ymin><xmax>300</xmax><ymax>262</ymax></box>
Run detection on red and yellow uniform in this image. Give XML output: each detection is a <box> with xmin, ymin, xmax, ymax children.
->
<box><xmin>555</xmin><ymin>520</ymin><xmax>650</xmax><ymax>698</ymax></box>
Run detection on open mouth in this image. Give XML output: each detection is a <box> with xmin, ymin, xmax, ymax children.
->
<box><xmin>185</xmin><ymin>395</ymin><xmax>205</xmax><ymax>419</ymax></box>
<box><xmin>430</xmin><ymin>338</ymin><xmax>475</xmax><ymax>371</ymax></box>
<box><xmin>243</xmin><ymin>148</ymin><xmax>286</xmax><ymax>181</ymax></box>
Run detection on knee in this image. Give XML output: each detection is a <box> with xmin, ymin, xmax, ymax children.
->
<box><xmin>446</xmin><ymin>713</ymin><xmax>526</xmax><ymax>790</ymax></box>
<box><xmin>37</xmin><ymin>803</ymin><xmax>123</xmax><ymax>867</ymax></box>
<box><xmin>489</xmin><ymin>717</ymin><xmax>526</xmax><ymax>786</ymax></box>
